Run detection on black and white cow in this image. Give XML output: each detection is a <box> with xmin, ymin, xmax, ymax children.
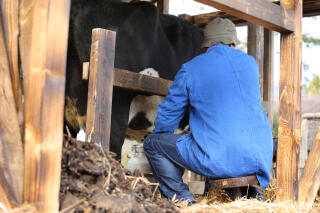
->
<box><xmin>65</xmin><ymin>0</ymin><xmax>203</xmax><ymax>159</ymax></box>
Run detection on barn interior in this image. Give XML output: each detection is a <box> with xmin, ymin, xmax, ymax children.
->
<box><xmin>0</xmin><ymin>0</ymin><xmax>320</xmax><ymax>212</ymax></box>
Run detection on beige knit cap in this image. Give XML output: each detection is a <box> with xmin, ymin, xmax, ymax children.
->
<box><xmin>201</xmin><ymin>17</ymin><xmax>241</xmax><ymax>48</ymax></box>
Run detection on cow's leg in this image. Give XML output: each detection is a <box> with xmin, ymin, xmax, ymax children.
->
<box><xmin>110</xmin><ymin>88</ymin><xmax>134</xmax><ymax>160</ymax></box>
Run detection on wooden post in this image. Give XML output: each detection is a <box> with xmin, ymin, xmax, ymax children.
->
<box><xmin>157</xmin><ymin>0</ymin><xmax>169</xmax><ymax>14</ymax></box>
<box><xmin>277</xmin><ymin>0</ymin><xmax>302</xmax><ymax>202</ymax></box>
<box><xmin>0</xmin><ymin>15</ymin><xmax>24</xmax><ymax>206</ymax></box>
<box><xmin>86</xmin><ymin>29</ymin><xmax>116</xmax><ymax>152</ymax></box>
<box><xmin>263</xmin><ymin>29</ymin><xmax>274</xmax><ymax>125</ymax></box>
<box><xmin>1</xmin><ymin>0</ymin><xmax>23</xmax><ymax>119</ymax></box>
<box><xmin>19</xmin><ymin>0</ymin><xmax>70</xmax><ymax>211</ymax></box>
<box><xmin>298</xmin><ymin>127</ymin><xmax>320</xmax><ymax>208</ymax></box>
<box><xmin>247</xmin><ymin>23</ymin><xmax>264</xmax><ymax>97</ymax></box>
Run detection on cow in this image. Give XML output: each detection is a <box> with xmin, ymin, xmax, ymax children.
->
<box><xmin>127</xmin><ymin>68</ymin><xmax>190</xmax><ymax>133</ymax></box>
<box><xmin>65</xmin><ymin>0</ymin><xmax>204</xmax><ymax>160</ymax></box>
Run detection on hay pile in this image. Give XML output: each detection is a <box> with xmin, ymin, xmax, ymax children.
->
<box><xmin>180</xmin><ymin>179</ymin><xmax>320</xmax><ymax>213</ymax></box>
<box><xmin>180</xmin><ymin>199</ymin><xmax>319</xmax><ymax>213</ymax></box>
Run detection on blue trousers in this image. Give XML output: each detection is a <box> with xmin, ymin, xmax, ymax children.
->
<box><xmin>144</xmin><ymin>133</ymin><xmax>194</xmax><ymax>201</ymax></box>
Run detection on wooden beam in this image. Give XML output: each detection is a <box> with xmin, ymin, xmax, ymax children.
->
<box><xmin>303</xmin><ymin>0</ymin><xmax>320</xmax><ymax>17</ymax></box>
<box><xmin>298</xmin><ymin>127</ymin><xmax>320</xmax><ymax>208</ymax></box>
<box><xmin>0</xmin><ymin>14</ymin><xmax>23</xmax><ymax>205</ymax></box>
<box><xmin>19</xmin><ymin>0</ymin><xmax>70</xmax><ymax>211</ymax></box>
<box><xmin>179</xmin><ymin>1</ymin><xmax>320</xmax><ymax>28</ymax></box>
<box><xmin>194</xmin><ymin>0</ymin><xmax>294</xmax><ymax>32</ymax></box>
<box><xmin>210</xmin><ymin>176</ymin><xmax>258</xmax><ymax>189</ymax></box>
<box><xmin>82</xmin><ymin>64</ymin><xmax>173</xmax><ymax>97</ymax></box>
<box><xmin>247</xmin><ymin>23</ymin><xmax>264</xmax><ymax>98</ymax></box>
<box><xmin>276</xmin><ymin>0</ymin><xmax>302</xmax><ymax>203</ymax></box>
<box><xmin>114</xmin><ymin>68</ymin><xmax>173</xmax><ymax>97</ymax></box>
<box><xmin>179</xmin><ymin>11</ymin><xmax>246</xmax><ymax>27</ymax></box>
<box><xmin>263</xmin><ymin>29</ymin><xmax>274</xmax><ymax>125</ymax></box>
<box><xmin>157</xmin><ymin>0</ymin><xmax>169</xmax><ymax>14</ymax></box>
<box><xmin>85</xmin><ymin>29</ymin><xmax>116</xmax><ymax>152</ymax></box>
<box><xmin>1</xmin><ymin>0</ymin><xmax>23</xmax><ymax>118</ymax></box>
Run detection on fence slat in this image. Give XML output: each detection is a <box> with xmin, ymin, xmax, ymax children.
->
<box><xmin>1</xmin><ymin>0</ymin><xmax>23</xmax><ymax>118</ymax></box>
<box><xmin>85</xmin><ymin>29</ymin><xmax>116</xmax><ymax>153</ymax></box>
<box><xmin>298</xmin><ymin>127</ymin><xmax>320</xmax><ymax>208</ymax></box>
<box><xmin>0</xmin><ymin>15</ymin><xmax>23</xmax><ymax>206</ymax></box>
<box><xmin>19</xmin><ymin>0</ymin><xmax>70</xmax><ymax>211</ymax></box>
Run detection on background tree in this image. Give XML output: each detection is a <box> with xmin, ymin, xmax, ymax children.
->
<box><xmin>305</xmin><ymin>75</ymin><xmax>320</xmax><ymax>95</ymax></box>
<box><xmin>302</xmin><ymin>33</ymin><xmax>320</xmax><ymax>48</ymax></box>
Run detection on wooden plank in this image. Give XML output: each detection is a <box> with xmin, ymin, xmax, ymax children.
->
<box><xmin>194</xmin><ymin>0</ymin><xmax>294</xmax><ymax>32</ymax></box>
<box><xmin>188</xmin><ymin>181</ymin><xmax>205</xmax><ymax>195</ymax></box>
<box><xmin>82</xmin><ymin>63</ymin><xmax>173</xmax><ymax>96</ymax></box>
<box><xmin>263</xmin><ymin>29</ymin><xmax>274</xmax><ymax>125</ymax></box>
<box><xmin>303</xmin><ymin>0</ymin><xmax>320</xmax><ymax>17</ymax></box>
<box><xmin>85</xmin><ymin>29</ymin><xmax>116</xmax><ymax>152</ymax></box>
<box><xmin>298</xmin><ymin>127</ymin><xmax>320</xmax><ymax>208</ymax></box>
<box><xmin>1</xmin><ymin>0</ymin><xmax>23</xmax><ymax>118</ymax></box>
<box><xmin>157</xmin><ymin>0</ymin><xmax>169</xmax><ymax>14</ymax></box>
<box><xmin>0</xmin><ymin>15</ymin><xmax>23</xmax><ymax>205</ymax></box>
<box><xmin>179</xmin><ymin>11</ymin><xmax>246</xmax><ymax>27</ymax></box>
<box><xmin>210</xmin><ymin>176</ymin><xmax>258</xmax><ymax>189</ymax></box>
<box><xmin>179</xmin><ymin>1</ymin><xmax>320</xmax><ymax>28</ymax></box>
<box><xmin>19</xmin><ymin>0</ymin><xmax>70</xmax><ymax>211</ymax></box>
<box><xmin>276</xmin><ymin>0</ymin><xmax>302</xmax><ymax>203</ymax></box>
<box><xmin>247</xmin><ymin>23</ymin><xmax>264</xmax><ymax>97</ymax></box>
<box><xmin>114</xmin><ymin>68</ymin><xmax>173</xmax><ymax>97</ymax></box>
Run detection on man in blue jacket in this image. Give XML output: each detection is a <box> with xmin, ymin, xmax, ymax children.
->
<box><xmin>144</xmin><ymin>17</ymin><xmax>273</xmax><ymax>203</ymax></box>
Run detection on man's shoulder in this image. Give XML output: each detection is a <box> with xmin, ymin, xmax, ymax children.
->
<box><xmin>183</xmin><ymin>45</ymin><xmax>257</xmax><ymax>73</ymax></box>
<box><xmin>183</xmin><ymin>48</ymin><xmax>221</xmax><ymax>68</ymax></box>
<box><xmin>229</xmin><ymin>47</ymin><xmax>256</xmax><ymax>63</ymax></box>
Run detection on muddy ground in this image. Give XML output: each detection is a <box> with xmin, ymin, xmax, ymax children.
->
<box><xmin>59</xmin><ymin>135</ymin><xmax>178</xmax><ymax>213</ymax></box>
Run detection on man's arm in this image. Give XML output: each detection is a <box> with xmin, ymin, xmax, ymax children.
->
<box><xmin>153</xmin><ymin>66</ymin><xmax>189</xmax><ymax>133</ymax></box>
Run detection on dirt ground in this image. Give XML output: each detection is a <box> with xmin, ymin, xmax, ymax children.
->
<box><xmin>59</xmin><ymin>135</ymin><xmax>178</xmax><ymax>213</ymax></box>
<box><xmin>8</xmin><ymin>135</ymin><xmax>320</xmax><ymax>213</ymax></box>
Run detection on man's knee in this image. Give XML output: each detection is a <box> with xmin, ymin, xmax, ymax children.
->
<box><xmin>144</xmin><ymin>134</ymin><xmax>158</xmax><ymax>155</ymax></box>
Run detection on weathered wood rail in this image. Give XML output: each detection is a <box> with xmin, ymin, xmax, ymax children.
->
<box><xmin>0</xmin><ymin>13</ymin><xmax>23</xmax><ymax>209</ymax></box>
<box><xmin>179</xmin><ymin>0</ymin><xmax>320</xmax><ymax>28</ymax></box>
<box><xmin>83</xmin><ymin>64</ymin><xmax>173</xmax><ymax>97</ymax></box>
<box><xmin>299</xmin><ymin>127</ymin><xmax>320</xmax><ymax>207</ymax></box>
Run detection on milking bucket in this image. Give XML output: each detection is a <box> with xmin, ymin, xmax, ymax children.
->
<box><xmin>127</xmin><ymin>144</ymin><xmax>152</xmax><ymax>174</ymax></box>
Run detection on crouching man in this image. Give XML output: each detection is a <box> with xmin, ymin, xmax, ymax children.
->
<box><xmin>144</xmin><ymin>17</ymin><xmax>273</xmax><ymax>203</ymax></box>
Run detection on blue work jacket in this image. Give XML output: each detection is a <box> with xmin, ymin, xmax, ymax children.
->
<box><xmin>153</xmin><ymin>44</ymin><xmax>273</xmax><ymax>189</ymax></box>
